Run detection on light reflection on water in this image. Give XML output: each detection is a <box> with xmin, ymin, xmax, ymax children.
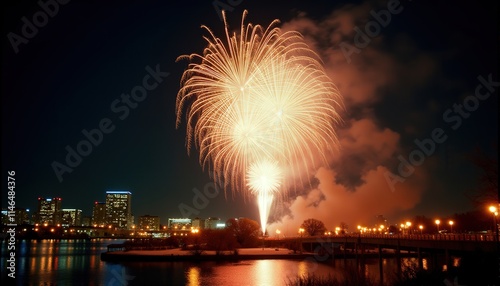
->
<box><xmin>1</xmin><ymin>239</ymin><xmax>454</xmax><ymax>285</ymax></box>
<box><xmin>1</xmin><ymin>238</ymin><xmax>118</xmax><ymax>285</ymax></box>
<box><xmin>189</xmin><ymin>259</ymin><xmax>342</xmax><ymax>286</ymax></box>
<box><xmin>187</xmin><ymin>266</ymin><xmax>200</xmax><ymax>286</ymax></box>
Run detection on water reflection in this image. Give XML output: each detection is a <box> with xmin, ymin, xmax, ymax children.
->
<box><xmin>187</xmin><ymin>266</ymin><xmax>200</xmax><ymax>286</ymax></box>
<box><xmin>182</xmin><ymin>259</ymin><xmax>345</xmax><ymax>286</ymax></box>
<box><xmin>1</xmin><ymin>239</ymin><xmax>121</xmax><ymax>285</ymax></box>
<box><xmin>254</xmin><ymin>260</ymin><xmax>274</xmax><ymax>285</ymax></box>
<box><xmin>297</xmin><ymin>259</ymin><xmax>309</xmax><ymax>277</ymax></box>
<box><xmin>1</xmin><ymin>239</ymin><xmax>466</xmax><ymax>285</ymax></box>
<box><xmin>453</xmin><ymin>257</ymin><xmax>460</xmax><ymax>267</ymax></box>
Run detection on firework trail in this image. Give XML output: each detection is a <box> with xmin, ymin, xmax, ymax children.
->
<box><xmin>176</xmin><ymin>10</ymin><xmax>342</xmax><ymax>233</ymax></box>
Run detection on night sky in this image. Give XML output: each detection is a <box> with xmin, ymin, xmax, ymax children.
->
<box><xmin>2</xmin><ymin>0</ymin><xmax>498</xmax><ymax>233</ymax></box>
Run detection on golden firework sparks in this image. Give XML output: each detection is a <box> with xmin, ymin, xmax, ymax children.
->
<box><xmin>176</xmin><ymin>10</ymin><xmax>342</xmax><ymax>233</ymax></box>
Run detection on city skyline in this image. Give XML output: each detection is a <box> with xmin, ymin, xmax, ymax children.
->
<box><xmin>1</xmin><ymin>190</ymin><xmax>233</xmax><ymax>229</ymax></box>
<box><xmin>2</xmin><ymin>189</ymin><xmax>490</xmax><ymax>234</ymax></box>
<box><xmin>2</xmin><ymin>1</ymin><xmax>498</xmax><ymax>232</ymax></box>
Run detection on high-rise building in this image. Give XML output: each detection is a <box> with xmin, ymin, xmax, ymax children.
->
<box><xmin>60</xmin><ymin>209</ymin><xmax>82</xmax><ymax>226</ymax></box>
<box><xmin>1</xmin><ymin>208</ymin><xmax>31</xmax><ymax>225</ymax></box>
<box><xmin>138</xmin><ymin>215</ymin><xmax>160</xmax><ymax>231</ymax></box>
<box><xmin>105</xmin><ymin>190</ymin><xmax>132</xmax><ymax>229</ymax></box>
<box><xmin>92</xmin><ymin>202</ymin><xmax>107</xmax><ymax>227</ymax></box>
<box><xmin>36</xmin><ymin>197</ymin><xmax>62</xmax><ymax>225</ymax></box>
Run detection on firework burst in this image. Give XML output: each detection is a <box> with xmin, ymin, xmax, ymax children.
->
<box><xmin>176</xmin><ymin>10</ymin><xmax>342</xmax><ymax>233</ymax></box>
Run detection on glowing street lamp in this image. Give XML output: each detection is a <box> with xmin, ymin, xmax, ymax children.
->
<box><xmin>298</xmin><ymin>228</ymin><xmax>305</xmax><ymax>254</ymax></box>
<box><xmin>405</xmin><ymin>221</ymin><xmax>412</xmax><ymax>235</ymax></box>
<box><xmin>276</xmin><ymin>229</ymin><xmax>281</xmax><ymax>240</ymax></box>
<box><xmin>448</xmin><ymin>220</ymin><xmax>454</xmax><ymax>233</ymax></box>
<box><xmin>419</xmin><ymin>225</ymin><xmax>423</xmax><ymax>234</ymax></box>
<box><xmin>489</xmin><ymin>205</ymin><xmax>498</xmax><ymax>239</ymax></box>
<box><xmin>435</xmin><ymin>219</ymin><xmax>441</xmax><ymax>234</ymax></box>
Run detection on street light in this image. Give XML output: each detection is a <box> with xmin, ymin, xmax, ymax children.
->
<box><xmin>488</xmin><ymin>204</ymin><xmax>499</xmax><ymax>280</ymax></box>
<box><xmin>489</xmin><ymin>205</ymin><xmax>498</xmax><ymax>238</ymax></box>
<box><xmin>298</xmin><ymin>228</ymin><xmax>305</xmax><ymax>253</ymax></box>
<box><xmin>276</xmin><ymin>229</ymin><xmax>282</xmax><ymax>250</ymax></box>
<box><xmin>406</xmin><ymin>221</ymin><xmax>412</xmax><ymax>235</ymax></box>
<box><xmin>435</xmin><ymin>219</ymin><xmax>440</xmax><ymax>234</ymax></box>
<box><xmin>419</xmin><ymin>225</ymin><xmax>423</xmax><ymax>234</ymax></box>
<box><xmin>448</xmin><ymin>220</ymin><xmax>454</xmax><ymax>234</ymax></box>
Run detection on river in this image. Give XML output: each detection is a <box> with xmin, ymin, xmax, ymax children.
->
<box><xmin>1</xmin><ymin>239</ymin><xmax>425</xmax><ymax>285</ymax></box>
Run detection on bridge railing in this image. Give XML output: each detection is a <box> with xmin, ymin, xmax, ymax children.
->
<box><xmin>288</xmin><ymin>233</ymin><xmax>497</xmax><ymax>242</ymax></box>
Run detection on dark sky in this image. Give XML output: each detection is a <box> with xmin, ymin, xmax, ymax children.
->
<box><xmin>1</xmin><ymin>0</ymin><xmax>498</xmax><ymax>229</ymax></box>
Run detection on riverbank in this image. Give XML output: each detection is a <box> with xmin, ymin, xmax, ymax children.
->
<box><xmin>100</xmin><ymin>247</ymin><xmax>418</xmax><ymax>262</ymax></box>
<box><xmin>102</xmin><ymin>248</ymin><xmax>306</xmax><ymax>262</ymax></box>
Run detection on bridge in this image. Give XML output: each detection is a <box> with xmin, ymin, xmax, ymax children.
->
<box><xmin>296</xmin><ymin>233</ymin><xmax>497</xmax><ymax>253</ymax></box>
<box><xmin>271</xmin><ymin>233</ymin><xmax>499</xmax><ymax>284</ymax></box>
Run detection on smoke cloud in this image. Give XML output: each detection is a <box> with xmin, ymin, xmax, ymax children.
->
<box><xmin>270</xmin><ymin>2</ymin><xmax>434</xmax><ymax>235</ymax></box>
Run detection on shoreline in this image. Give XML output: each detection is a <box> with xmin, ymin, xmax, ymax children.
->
<box><xmin>100</xmin><ymin>248</ymin><xmax>418</xmax><ymax>262</ymax></box>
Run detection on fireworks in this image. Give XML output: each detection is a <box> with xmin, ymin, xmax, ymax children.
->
<box><xmin>176</xmin><ymin>10</ymin><xmax>342</xmax><ymax>233</ymax></box>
